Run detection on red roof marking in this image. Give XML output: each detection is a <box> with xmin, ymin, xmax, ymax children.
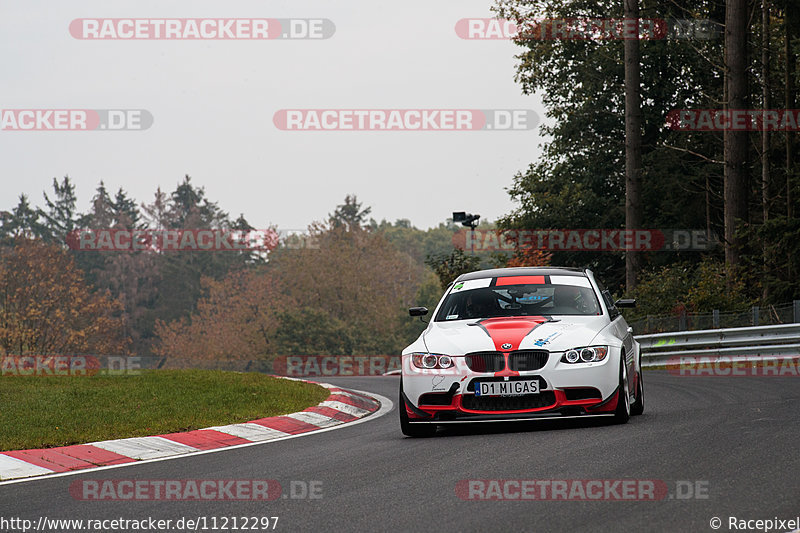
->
<box><xmin>495</xmin><ymin>275</ymin><xmax>545</xmax><ymax>286</ymax></box>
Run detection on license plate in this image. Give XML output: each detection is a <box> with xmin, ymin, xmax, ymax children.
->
<box><xmin>474</xmin><ymin>380</ymin><xmax>539</xmax><ymax>396</ymax></box>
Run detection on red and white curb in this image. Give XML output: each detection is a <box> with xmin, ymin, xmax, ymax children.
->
<box><xmin>0</xmin><ymin>383</ymin><xmax>390</xmax><ymax>483</ymax></box>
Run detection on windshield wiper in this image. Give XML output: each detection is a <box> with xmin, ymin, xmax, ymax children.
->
<box><xmin>467</xmin><ymin>316</ymin><xmax>560</xmax><ymax>324</ymax></box>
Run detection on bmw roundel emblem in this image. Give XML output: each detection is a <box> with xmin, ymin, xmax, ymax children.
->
<box><xmin>501</xmin><ymin>343</ymin><xmax>512</xmax><ymax>350</ymax></box>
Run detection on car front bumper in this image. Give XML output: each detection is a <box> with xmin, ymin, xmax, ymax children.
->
<box><xmin>401</xmin><ymin>350</ymin><xmax>623</xmax><ymax>423</ymax></box>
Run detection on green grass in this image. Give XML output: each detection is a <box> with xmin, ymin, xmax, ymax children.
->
<box><xmin>0</xmin><ymin>370</ymin><xmax>329</xmax><ymax>451</ymax></box>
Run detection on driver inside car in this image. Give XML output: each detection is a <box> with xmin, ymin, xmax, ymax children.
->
<box><xmin>552</xmin><ymin>284</ymin><xmax>582</xmax><ymax>312</ymax></box>
<box><xmin>465</xmin><ymin>290</ymin><xmax>496</xmax><ymax>319</ymax></box>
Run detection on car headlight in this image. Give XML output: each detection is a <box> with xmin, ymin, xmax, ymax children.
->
<box><xmin>561</xmin><ymin>346</ymin><xmax>608</xmax><ymax>364</ymax></box>
<box><xmin>411</xmin><ymin>353</ymin><xmax>454</xmax><ymax>369</ymax></box>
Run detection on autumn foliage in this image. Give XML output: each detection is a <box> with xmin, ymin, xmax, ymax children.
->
<box><xmin>505</xmin><ymin>247</ymin><xmax>553</xmax><ymax>268</ymax></box>
<box><xmin>154</xmin><ymin>223</ymin><xmax>423</xmax><ymax>359</ymax></box>
<box><xmin>154</xmin><ymin>269</ymin><xmax>290</xmax><ymax>360</ymax></box>
<box><xmin>0</xmin><ymin>238</ymin><xmax>128</xmax><ymax>355</ymax></box>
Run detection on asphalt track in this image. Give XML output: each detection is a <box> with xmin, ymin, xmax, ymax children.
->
<box><xmin>1</xmin><ymin>371</ymin><xmax>798</xmax><ymax>533</ymax></box>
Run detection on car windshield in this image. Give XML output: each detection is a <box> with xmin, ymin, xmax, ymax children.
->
<box><xmin>434</xmin><ymin>279</ymin><xmax>602</xmax><ymax>321</ymax></box>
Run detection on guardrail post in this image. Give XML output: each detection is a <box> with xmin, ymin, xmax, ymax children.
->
<box><xmin>752</xmin><ymin>306</ymin><xmax>760</xmax><ymax>326</ymax></box>
<box><xmin>794</xmin><ymin>300</ymin><xmax>800</xmax><ymax>323</ymax></box>
<box><xmin>713</xmin><ymin>309</ymin><xmax>720</xmax><ymax>328</ymax></box>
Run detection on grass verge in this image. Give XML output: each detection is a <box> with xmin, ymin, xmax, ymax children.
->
<box><xmin>0</xmin><ymin>370</ymin><xmax>329</xmax><ymax>451</ymax></box>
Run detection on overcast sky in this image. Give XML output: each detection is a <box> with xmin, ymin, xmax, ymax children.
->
<box><xmin>0</xmin><ymin>0</ymin><xmax>547</xmax><ymax>230</ymax></box>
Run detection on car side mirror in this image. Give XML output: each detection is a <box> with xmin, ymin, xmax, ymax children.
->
<box><xmin>409</xmin><ymin>307</ymin><xmax>429</xmax><ymax>317</ymax></box>
<box><xmin>614</xmin><ymin>298</ymin><xmax>636</xmax><ymax>308</ymax></box>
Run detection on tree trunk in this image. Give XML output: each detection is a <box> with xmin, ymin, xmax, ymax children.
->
<box><xmin>786</xmin><ymin>0</ymin><xmax>798</xmax><ymax>219</ymax></box>
<box><xmin>786</xmin><ymin>0</ymin><xmax>799</xmax><ymax>283</ymax></box>
<box><xmin>762</xmin><ymin>1</ymin><xmax>770</xmax><ymax>225</ymax></box>
<box><xmin>762</xmin><ymin>0</ymin><xmax>771</xmax><ymax>301</ymax></box>
<box><xmin>724</xmin><ymin>0</ymin><xmax>749</xmax><ymax>270</ymax></box>
<box><xmin>624</xmin><ymin>0</ymin><xmax>643</xmax><ymax>293</ymax></box>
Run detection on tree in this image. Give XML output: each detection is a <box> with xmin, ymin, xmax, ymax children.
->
<box><xmin>141</xmin><ymin>187</ymin><xmax>169</xmax><ymax>230</ymax></box>
<box><xmin>0</xmin><ymin>195</ymin><xmax>44</xmax><ymax>242</ymax></box>
<box><xmin>785</xmin><ymin>0</ymin><xmax>799</xmax><ymax>220</ymax></box>
<box><xmin>624</xmin><ymin>0</ymin><xmax>643</xmax><ymax>291</ymax></box>
<box><xmin>154</xmin><ymin>269</ymin><xmax>288</xmax><ymax>359</ymax></box>
<box><xmin>165</xmin><ymin>175</ymin><xmax>229</xmax><ymax>229</ymax></box>
<box><xmin>329</xmin><ymin>194</ymin><xmax>371</xmax><ymax>232</ymax></box>
<box><xmin>374</xmin><ymin>218</ymin><xmax>462</xmax><ymax>265</ymax></box>
<box><xmin>76</xmin><ymin>183</ymin><xmax>157</xmax><ymax>350</ymax></box>
<box><xmin>761</xmin><ymin>0</ymin><xmax>772</xmax><ymax>301</ymax></box>
<box><xmin>627</xmin><ymin>258</ymin><xmax>752</xmax><ymax>325</ymax></box>
<box><xmin>492</xmin><ymin>0</ymin><xmax>742</xmax><ymax>294</ymax></box>
<box><xmin>88</xmin><ymin>182</ymin><xmax>114</xmax><ymax>228</ymax></box>
<box><xmin>0</xmin><ymin>238</ymin><xmax>129</xmax><ymax>355</ymax></box>
<box><xmin>112</xmin><ymin>188</ymin><xmax>142</xmax><ymax>228</ymax></box>
<box><xmin>502</xmin><ymin>246</ymin><xmax>552</xmax><ymax>268</ymax></box>
<box><xmin>38</xmin><ymin>176</ymin><xmax>86</xmax><ymax>244</ymax></box>
<box><xmin>270</xmin><ymin>218</ymin><xmax>423</xmax><ymax>354</ymax></box>
<box><xmin>723</xmin><ymin>0</ymin><xmax>749</xmax><ymax>269</ymax></box>
<box><xmin>144</xmin><ymin>176</ymin><xmax>258</xmax><ymax>333</ymax></box>
<box><xmin>425</xmin><ymin>248</ymin><xmax>480</xmax><ymax>289</ymax></box>
<box><xmin>156</xmin><ymin>197</ymin><xmax>426</xmax><ymax>358</ymax></box>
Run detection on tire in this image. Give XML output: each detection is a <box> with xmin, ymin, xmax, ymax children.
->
<box><xmin>399</xmin><ymin>380</ymin><xmax>437</xmax><ymax>438</ymax></box>
<box><xmin>613</xmin><ymin>355</ymin><xmax>631</xmax><ymax>424</ymax></box>
<box><xmin>630</xmin><ymin>370</ymin><xmax>644</xmax><ymax>416</ymax></box>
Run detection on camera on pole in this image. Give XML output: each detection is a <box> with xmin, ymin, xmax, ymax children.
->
<box><xmin>452</xmin><ymin>211</ymin><xmax>480</xmax><ymax>230</ymax></box>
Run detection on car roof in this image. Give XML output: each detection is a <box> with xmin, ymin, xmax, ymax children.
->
<box><xmin>455</xmin><ymin>267</ymin><xmax>588</xmax><ymax>282</ymax></box>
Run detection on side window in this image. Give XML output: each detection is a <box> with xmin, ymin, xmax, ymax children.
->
<box><xmin>594</xmin><ymin>279</ymin><xmax>620</xmax><ymax>319</ymax></box>
<box><xmin>602</xmin><ymin>290</ymin><xmax>620</xmax><ymax>320</ymax></box>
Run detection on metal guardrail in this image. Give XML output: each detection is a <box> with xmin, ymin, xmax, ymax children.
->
<box><xmin>635</xmin><ymin>323</ymin><xmax>800</xmax><ymax>368</ymax></box>
<box><xmin>629</xmin><ymin>300</ymin><xmax>800</xmax><ymax>335</ymax></box>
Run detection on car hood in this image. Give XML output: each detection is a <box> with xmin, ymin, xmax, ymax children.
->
<box><xmin>421</xmin><ymin>315</ymin><xmax>609</xmax><ymax>354</ymax></box>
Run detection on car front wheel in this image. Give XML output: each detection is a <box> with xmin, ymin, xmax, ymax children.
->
<box><xmin>630</xmin><ymin>370</ymin><xmax>644</xmax><ymax>416</ymax></box>
<box><xmin>613</xmin><ymin>355</ymin><xmax>631</xmax><ymax>424</ymax></box>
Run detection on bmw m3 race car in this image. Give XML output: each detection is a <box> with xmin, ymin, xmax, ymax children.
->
<box><xmin>399</xmin><ymin>267</ymin><xmax>643</xmax><ymax>437</ymax></box>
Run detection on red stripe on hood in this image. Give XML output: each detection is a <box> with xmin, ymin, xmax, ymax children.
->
<box><xmin>478</xmin><ymin>316</ymin><xmax>549</xmax><ymax>351</ymax></box>
<box><xmin>477</xmin><ymin>317</ymin><xmax>549</xmax><ymax>377</ymax></box>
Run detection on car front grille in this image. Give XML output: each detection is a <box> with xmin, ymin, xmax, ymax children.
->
<box><xmin>464</xmin><ymin>352</ymin><xmax>505</xmax><ymax>372</ymax></box>
<box><xmin>508</xmin><ymin>350</ymin><xmax>549</xmax><ymax>371</ymax></box>
<box><xmin>461</xmin><ymin>391</ymin><xmax>556</xmax><ymax>411</ymax></box>
<box><xmin>464</xmin><ymin>350</ymin><xmax>550</xmax><ymax>372</ymax></box>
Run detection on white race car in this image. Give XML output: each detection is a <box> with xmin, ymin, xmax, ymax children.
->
<box><xmin>400</xmin><ymin>267</ymin><xmax>643</xmax><ymax>437</ymax></box>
